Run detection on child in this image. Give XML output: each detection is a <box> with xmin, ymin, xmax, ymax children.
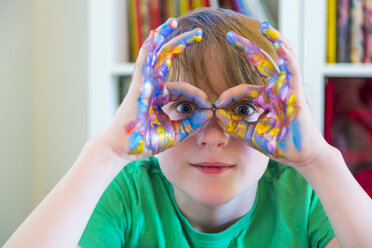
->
<box><xmin>4</xmin><ymin>8</ymin><xmax>372</xmax><ymax>248</ymax></box>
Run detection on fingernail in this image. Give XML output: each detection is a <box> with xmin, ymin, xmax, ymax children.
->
<box><xmin>274</xmin><ymin>40</ymin><xmax>285</xmax><ymax>55</ymax></box>
<box><xmin>260</xmin><ymin>21</ymin><xmax>278</xmax><ymax>40</ymax></box>
<box><xmin>226</xmin><ymin>30</ymin><xmax>236</xmax><ymax>45</ymax></box>
<box><xmin>166</xmin><ymin>17</ymin><xmax>178</xmax><ymax>29</ymax></box>
<box><xmin>192</xmin><ymin>28</ymin><xmax>203</xmax><ymax>42</ymax></box>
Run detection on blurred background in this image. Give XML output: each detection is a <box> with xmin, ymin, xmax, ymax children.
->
<box><xmin>1</xmin><ymin>0</ymin><xmax>371</xmax><ymax>245</ymax></box>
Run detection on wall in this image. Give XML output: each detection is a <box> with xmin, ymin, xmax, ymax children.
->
<box><xmin>0</xmin><ymin>0</ymin><xmax>89</xmax><ymax>244</ymax></box>
<box><xmin>0</xmin><ymin>0</ymin><xmax>33</xmax><ymax>243</ymax></box>
<box><xmin>31</xmin><ymin>0</ymin><xmax>89</xmax><ymax>206</ymax></box>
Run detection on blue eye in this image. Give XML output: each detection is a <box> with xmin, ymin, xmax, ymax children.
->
<box><xmin>176</xmin><ymin>102</ymin><xmax>195</xmax><ymax>114</ymax></box>
<box><xmin>233</xmin><ymin>103</ymin><xmax>254</xmax><ymax>116</ymax></box>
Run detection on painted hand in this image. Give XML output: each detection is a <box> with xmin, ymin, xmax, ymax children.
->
<box><xmin>215</xmin><ymin>22</ymin><xmax>322</xmax><ymax>165</ymax></box>
<box><xmin>123</xmin><ymin>18</ymin><xmax>212</xmax><ymax>155</ymax></box>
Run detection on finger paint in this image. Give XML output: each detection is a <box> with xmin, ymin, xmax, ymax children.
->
<box><xmin>222</xmin><ymin>27</ymin><xmax>301</xmax><ymax>158</ymax></box>
<box><xmin>124</xmin><ymin>23</ymin><xmax>205</xmax><ymax>155</ymax></box>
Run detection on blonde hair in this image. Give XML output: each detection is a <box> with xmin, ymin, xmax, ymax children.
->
<box><xmin>165</xmin><ymin>8</ymin><xmax>277</xmax><ymax>96</ymax></box>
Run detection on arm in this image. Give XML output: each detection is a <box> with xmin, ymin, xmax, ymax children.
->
<box><xmin>4</xmin><ymin>138</ymin><xmax>129</xmax><ymax>248</ymax></box>
<box><xmin>4</xmin><ymin>19</ymin><xmax>206</xmax><ymax>248</ymax></box>
<box><xmin>297</xmin><ymin>140</ymin><xmax>372</xmax><ymax>248</ymax></box>
<box><xmin>218</xmin><ymin>22</ymin><xmax>371</xmax><ymax>247</ymax></box>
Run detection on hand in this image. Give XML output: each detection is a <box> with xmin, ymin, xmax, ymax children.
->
<box><xmin>100</xmin><ymin>18</ymin><xmax>212</xmax><ymax>159</ymax></box>
<box><xmin>215</xmin><ymin>22</ymin><xmax>326</xmax><ymax>167</ymax></box>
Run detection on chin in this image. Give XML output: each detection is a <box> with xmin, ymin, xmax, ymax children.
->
<box><xmin>188</xmin><ymin>182</ymin><xmax>241</xmax><ymax>206</ymax></box>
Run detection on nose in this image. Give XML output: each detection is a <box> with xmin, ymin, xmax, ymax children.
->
<box><xmin>196</xmin><ymin>118</ymin><xmax>229</xmax><ymax>149</ymax></box>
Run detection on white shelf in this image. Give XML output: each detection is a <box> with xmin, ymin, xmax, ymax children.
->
<box><xmin>323</xmin><ymin>63</ymin><xmax>372</xmax><ymax>77</ymax></box>
<box><xmin>111</xmin><ymin>63</ymin><xmax>135</xmax><ymax>76</ymax></box>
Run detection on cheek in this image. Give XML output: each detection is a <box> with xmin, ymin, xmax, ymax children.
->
<box><xmin>157</xmin><ymin>139</ymin><xmax>192</xmax><ymax>183</ymax></box>
<box><xmin>231</xmin><ymin>138</ymin><xmax>269</xmax><ymax>180</ymax></box>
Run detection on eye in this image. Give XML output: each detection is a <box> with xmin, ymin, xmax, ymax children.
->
<box><xmin>233</xmin><ymin>103</ymin><xmax>254</xmax><ymax>116</ymax></box>
<box><xmin>175</xmin><ymin>102</ymin><xmax>195</xmax><ymax>114</ymax></box>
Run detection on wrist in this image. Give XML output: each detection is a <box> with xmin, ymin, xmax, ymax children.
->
<box><xmin>295</xmin><ymin>141</ymin><xmax>345</xmax><ymax>179</ymax></box>
<box><xmin>80</xmin><ymin>137</ymin><xmax>136</xmax><ymax>174</ymax></box>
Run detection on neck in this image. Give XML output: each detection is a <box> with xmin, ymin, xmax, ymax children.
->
<box><xmin>173</xmin><ymin>183</ymin><xmax>258</xmax><ymax>233</ymax></box>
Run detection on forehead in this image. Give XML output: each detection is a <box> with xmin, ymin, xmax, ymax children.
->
<box><xmin>166</xmin><ymin>42</ymin><xmax>265</xmax><ymax>102</ymax></box>
<box><xmin>177</xmin><ymin>62</ymin><xmax>228</xmax><ymax>103</ymax></box>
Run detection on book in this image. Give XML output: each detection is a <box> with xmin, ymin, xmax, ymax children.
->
<box><xmin>324</xmin><ymin>78</ymin><xmax>334</xmax><ymax>144</ymax></box>
<box><xmin>148</xmin><ymin>0</ymin><xmax>161</xmax><ymax>30</ymax></box>
<box><xmin>218</xmin><ymin>0</ymin><xmax>235</xmax><ymax>10</ymax></box>
<box><xmin>364</xmin><ymin>0</ymin><xmax>372</xmax><ymax>62</ymax></box>
<box><xmin>350</xmin><ymin>0</ymin><xmax>364</xmax><ymax>63</ymax></box>
<box><xmin>168</xmin><ymin>0</ymin><xmax>176</xmax><ymax>17</ymax></box>
<box><xmin>209</xmin><ymin>0</ymin><xmax>219</xmax><ymax>8</ymax></box>
<box><xmin>140</xmin><ymin>0</ymin><xmax>149</xmax><ymax>48</ymax></box>
<box><xmin>128</xmin><ymin>0</ymin><xmax>138</xmax><ymax>62</ymax></box>
<box><xmin>135</xmin><ymin>0</ymin><xmax>143</xmax><ymax>58</ymax></box>
<box><xmin>202</xmin><ymin>0</ymin><xmax>210</xmax><ymax>7</ymax></box>
<box><xmin>180</xmin><ymin>0</ymin><xmax>189</xmax><ymax>15</ymax></box>
<box><xmin>327</xmin><ymin>0</ymin><xmax>337</xmax><ymax>63</ymax></box>
<box><xmin>192</xmin><ymin>0</ymin><xmax>202</xmax><ymax>9</ymax></box>
<box><xmin>235</xmin><ymin>0</ymin><xmax>250</xmax><ymax>16</ymax></box>
<box><xmin>337</xmin><ymin>0</ymin><xmax>350</xmax><ymax>62</ymax></box>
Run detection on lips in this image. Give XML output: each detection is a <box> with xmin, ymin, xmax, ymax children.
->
<box><xmin>190</xmin><ymin>161</ymin><xmax>235</xmax><ymax>174</ymax></box>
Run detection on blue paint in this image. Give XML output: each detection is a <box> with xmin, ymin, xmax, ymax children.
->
<box><xmin>290</xmin><ymin>118</ymin><xmax>302</xmax><ymax>152</ymax></box>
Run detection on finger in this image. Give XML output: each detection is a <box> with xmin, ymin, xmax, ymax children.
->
<box><xmin>175</xmin><ymin>109</ymin><xmax>213</xmax><ymax>142</ymax></box>
<box><xmin>226</xmin><ymin>30</ymin><xmax>280</xmax><ymax>83</ymax></box>
<box><xmin>147</xmin><ymin>111</ymin><xmax>177</xmax><ymax>154</ymax></box>
<box><xmin>163</xmin><ymin>82</ymin><xmax>211</xmax><ymax>108</ymax></box>
<box><xmin>215</xmin><ymin>108</ymin><xmax>252</xmax><ymax>137</ymax></box>
<box><xmin>260</xmin><ymin>21</ymin><xmax>289</xmax><ymax>47</ymax></box>
<box><xmin>129</xmin><ymin>18</ymin><xmax>179</xmax><ymax>97</ymax></box>
<box><xmin>260</xmin><ymin>22</ymin><xmax>302</xmax><ymax>89</ymax></box>
<box><xmin>214</xmin><ymin>84</ymin><xmax>265</xmax><ymax>108</ymax></box>
<box><xmin>155</xmin><ymin>17</ymin><xmax>178</xmax><ymax>38</ymax></box>
<box><xmin>144</xmin><ymin>17</ymin><xmax>179</xmax><ymax>55</ymax></box>
<box><xmin>150</xmin><ymin>109</ymin><xmax>212</xmax><ymax>154</ymax></box>
<box><xmin>154</xmin><ymin>28</ymin><xmax>203</xmax><ymax>81</ymax></box>
<box><xmin>134</xmin><ymin>18</ymin><xmax>178</xmax><ymax>88</ymax></box>
<box><xmin>260</xmin><ymin>22</ymin><xmax>291</xmax><ymax>85</ymax></box>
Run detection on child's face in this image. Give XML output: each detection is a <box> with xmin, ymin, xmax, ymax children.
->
<box><xmin>157</xmin><ymin>119</ymin><xmax>269</xmax><ymax>206</ymax></box>
<box><xmin>158</xmin><ymin>66</ymin><xmax>269</xmax><ymax>206</ymax></box>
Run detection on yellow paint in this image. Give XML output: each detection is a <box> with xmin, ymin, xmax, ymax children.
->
<box><xmin>256</xmin><ymin>121</ymin><xmax>272</xmax><ymax>134</ymax></box>
<box><xmin>269</xmin><ymin>127</ymin><xmax>279</xmax><ymax>136</ymax></box>
<box><xmin>251</xmin><ymin>90</ymin><xmax>259</xmax><ymax>98</ymax></box>
<box><xmin>235</xmin><ymin>124</ymin><xmax>247</xmax><ymax>139</ymax></box>
<box><xmin>194</xmin><ymin>35</ymin><xmax>202</xmax><ymax>42</ymax></box>
<box><xmin>266</xmin><ymin>28</ymin><xmax>279</xmax><ymax>39</ymax></box>
<box><xmin>129</xmin><ymin>140</ymin><xmax>145</xmax><ymax>154</ymax></box>
<box><xmin>287</xmin><ymin>94</ymin><xmax>297</xmax><ymax>104</ymax></box>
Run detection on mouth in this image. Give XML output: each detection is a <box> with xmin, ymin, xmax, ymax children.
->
<box><xmin>190</xmin><ymin>161</ymin><xmax>236</xmax><ymax>175</ymax></box>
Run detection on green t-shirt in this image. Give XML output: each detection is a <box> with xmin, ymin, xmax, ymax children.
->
<box><xmin>79</xmin><ymin>157</ymin><xmax>335</xmax><ymax>248</ymax></box>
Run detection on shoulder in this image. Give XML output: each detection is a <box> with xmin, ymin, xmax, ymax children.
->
<box><xmin>261</xmin><ymin>159</ymin><xmax>312</xmax><ymax>194</ymax></box>
<box><xmin>257</xmin><ymin>160</ymin><xmax>319</xmax><ymax>228</ymax></box>
<box><xmin>96</xmin><ymin>156</ymin><xmax>166</xmax><ymax>211</ymax></box>
<box><xmin>114</xmin><ymin>156</ymin><xmax>164</xmax><ymax>186</ymax></box>
<box><xmin>257</xmin><ymin>160</ymin><xmax>335</xmax><ymax>247</ymax></box>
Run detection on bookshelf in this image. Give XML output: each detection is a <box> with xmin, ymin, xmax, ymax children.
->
<box><xmin>89</xmin><ymin>0</ymin><xmax>372</xmax><ymax>137</ymax></box>
<box><xmin>89</xmin><ymin>0</ymin><xmax>306</xmax><ymax>138</ymax></box>
<box><xmin>323</xmin><ymin>64</ymin><xmax>372</xmax><ymax>77</ymax></box>
<box><xmin>89</xmin><ymin>0</ymin><xmax>372</xmax><ymax>195</ymax></box>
